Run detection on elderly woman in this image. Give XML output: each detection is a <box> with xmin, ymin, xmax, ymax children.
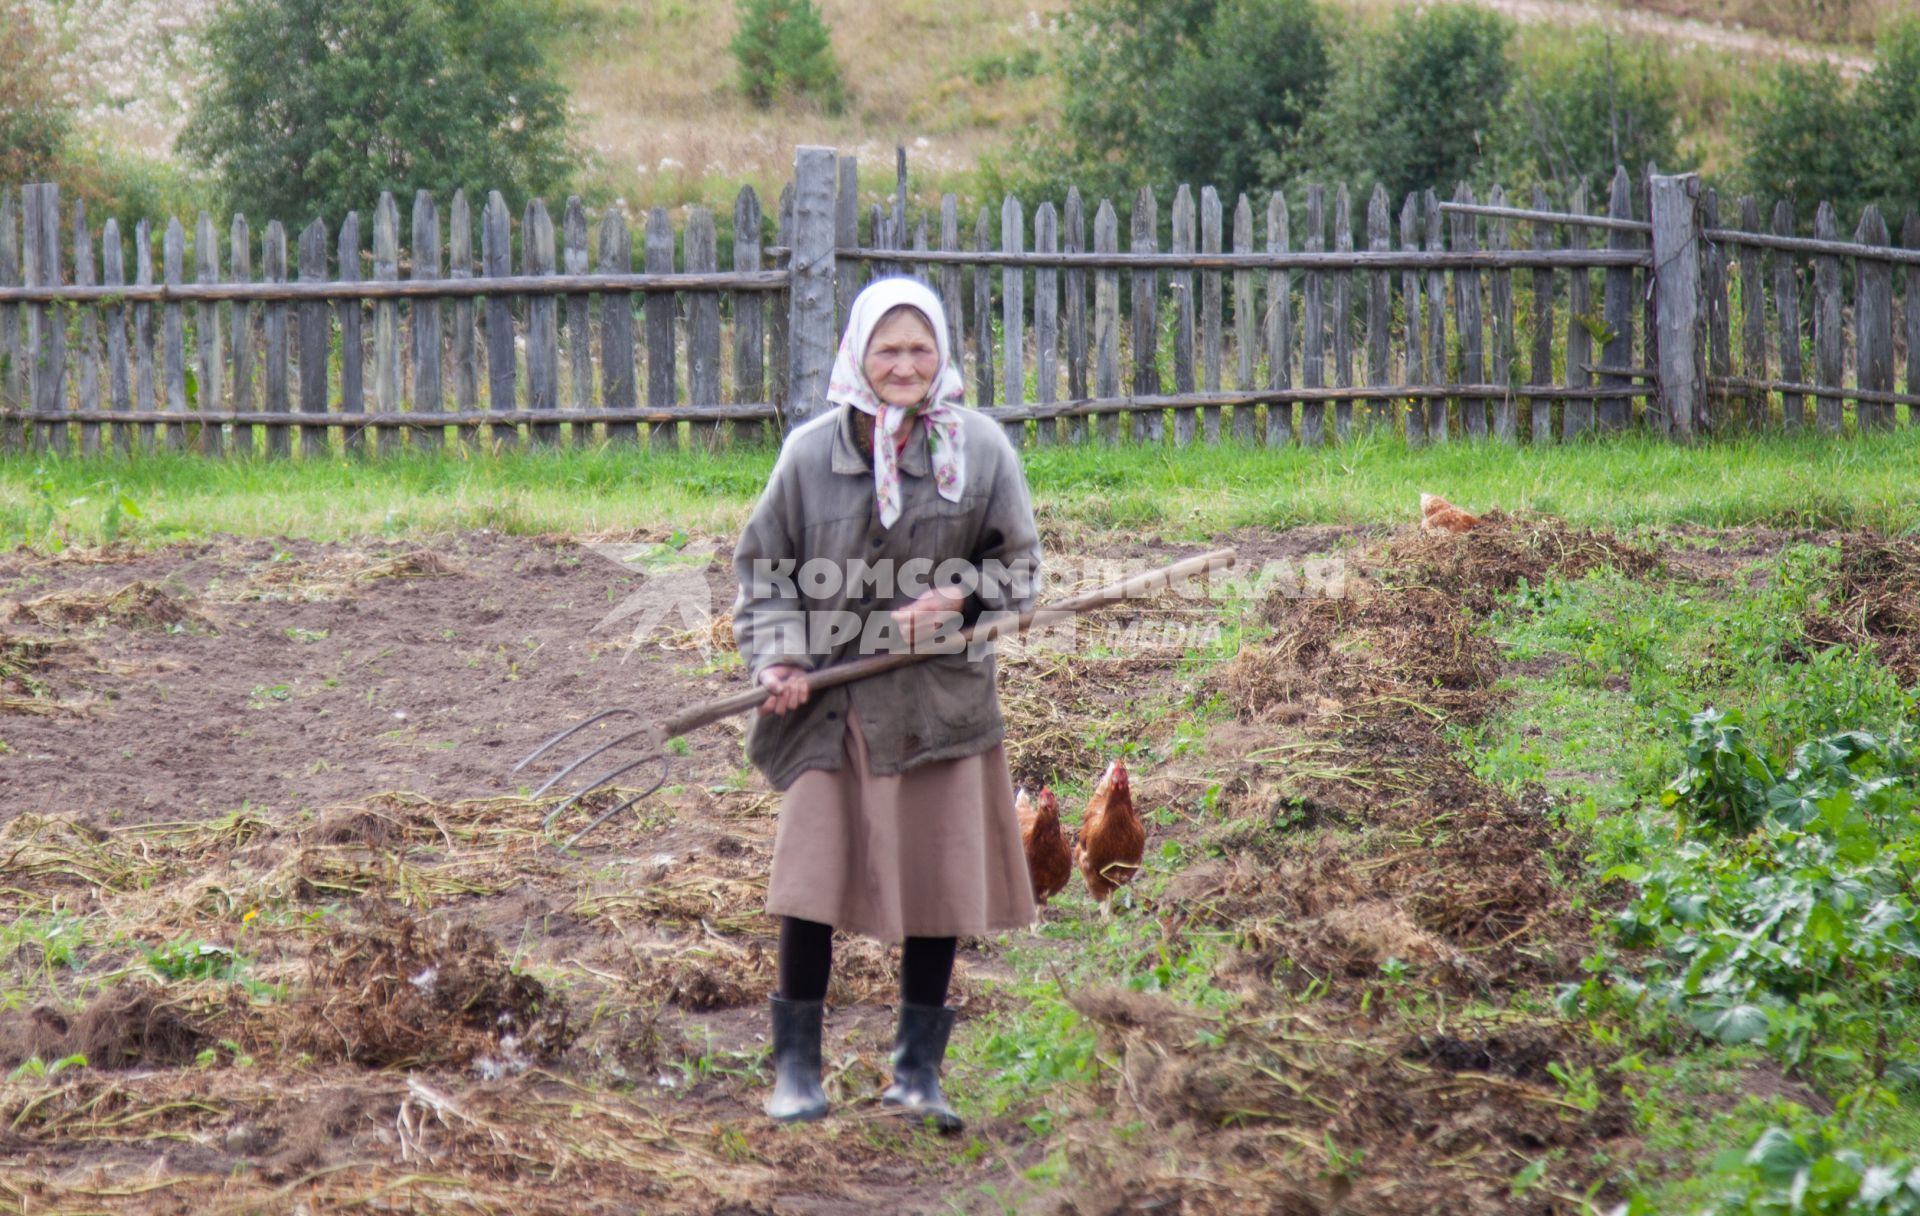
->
<box><xmin>731</xmin><ymin>277</ymin><xmax>1041</xmax><ymax>1133</ymax></box>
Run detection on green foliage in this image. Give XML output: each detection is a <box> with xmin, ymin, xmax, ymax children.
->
<box><xmin>728</xmin><ymin>0</ymin><xmax>847</xmax><ymax>115</ymax></box>
<box><xmin>180</xmin><ymin>0</ymin><xmax>572</xmax><ymax>226</ymax></box>
<box><xmin>1644</xmin><ymin>1123</ymin><xmax>1920</xmax><ymax>1215</ymax></box>
<box><xmin>0</xmin><ymin>1</ymin><xmax>72</xmax><ymax>188</ymax></box>
<box><xmin>1494</xmin><ymin>30</ymin><xmax>1680</xmax><ymax>193</ymax></box>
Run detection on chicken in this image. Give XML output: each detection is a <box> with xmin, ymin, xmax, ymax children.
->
<box><xmin>1073</xmin><ymin>759</ymin><xmax>1145</xmax><ymax>917</ymax></box>
<box><xmin>1018</xmin><ymin>786</ymin><xmax>1073</xmax><ymax>906</ymax></box>
<box><xmin>1420</xmin><ymin>492</ymin><xmax>1483</xmax><ymax>535</ymax></box>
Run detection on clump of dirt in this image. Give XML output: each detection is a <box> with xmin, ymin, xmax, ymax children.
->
<box><xmin>1389</xmin><ymin>511</ymin><xmax>1663</xmax><ymax>614</ymax></box>
<box><xmin>1802</xmin><ymin>534</ymin><xmax>1920</xmax><ymax>682</ymax></box>
<box><xmin>0</xmin><ymin>984</ymin><xmax>215</xmax><ymax>1070</ymax></box>
<box><xmin>3</xmin><ymin>581</ymin><xmax>206</xmax><ymax>632</ymax></box>
<box><xmin>223</xmin><ymin>549</ymin><xmax>459</xmax><ymax>602</ymax></box>
<box><xmin>0</xmin><ymin>633</ymin><xmax>97</xmax><ymax>713</ymax></box>
<box><xmin>295</xmin><ymin>915</ymin><xmax>572</xmax><ymax>1069</ymax></box>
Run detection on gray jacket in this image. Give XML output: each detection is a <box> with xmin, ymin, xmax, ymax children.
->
<box><xmin>731</xmin><ymin>405</ymin><xmax>1042</xmax><ymax>791</ymax></box>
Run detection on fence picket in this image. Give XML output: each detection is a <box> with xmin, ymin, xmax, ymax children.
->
<box><xmin>1302</xmin><ymin>184</ymin><xmax>1324</xmax><ymax>447</ymax></box>
<box><xmin>645</xmin><ymin>206</ymin><xmax>676</xmax><ymax>451</ymax></box>
<box><xmin>1813</xmin><ymin>202</ymin><xmax>1843</xmax><ymax>433</ymax></box>
<box><xmin>599</xmin><ymin>207</ymin><xmax>637</xmax><ymax>444</ymax></box>
<box><xmin>1422</xmin><ymin>190</ymin><xmax>1447</xmax><ymax>442</ymax></box>
<box><xmin>193</xmin><ymin>212</ymin><xmax>221</xmax><ymax>455</ymax></box>
<box><xmin>1034</xmin><ymin>200</ymin><xmax>1058</xmax><ymax>446</ymax></box>
<box><xmin>1528</xmin><ymin>187</ymin><xmax>1554</xmax><ymax>443</ymax></box>
<box><xmin>1333</xmin><ymin>184</ymin><xmax>1354</xmax><ymax>440</ymax></box>
<box><xmin>1170</xmin><ymin>184</ymin><xmax>1195</xmax><ymax>445</ymax></box>
<box><xmin>734</xmin><ymin>187</ymin><xmax>766</xmax><ymax>446</ymax></box>
<box><xmin>483</xmin><ymin>192</ymin><xmax>516</xmax><ymax>447</ymax></box>
<box><xmin>1602</xmin><ymin>168</ymin><xmax>1636</xmax><ymax>431</ymax></box>
<box><xmin>229</xmin><ymin>216</ymin><xmax>252</xmax><ymax>453</ymax></box>
<box><xmin>297</xmin><ymin>218</ymin><xmax>328</xmax><ymax>455</ymax></box>
<box><xmin>1064</xmin><ymin>188</ymin><xmax>1088</xmax><ymax>423</ymax></box>
<box><xmin>1400</xmin><ymin>193</ymin><xmax>1423</xmax><ymax>445</ymax></box>
<box><xmin>162</xmin><ymin>217</ymin><xmax>187</xmax><ymax>450</ymax></box>
<box><xmin>1738</xmin><ymin>195</ymin><xmax>1768</xmax><ymax>428</ymax></box>
<box><xmin>261</xmin><ymin>221</ymin><xmax>288</xmax><ymax>456</ymax></box>
<box><xmin>1703</xmin><ymin>189</ymin><xmax>1730</xmax><ymax>432</ymax></box>
<box><xmin>1451</xmin><ymin>184</ymin><xmax>1487</xmax><ymax>439</ymax></box>
<box><xmin>1267</xmin><ymin>191</ymin><xmax>1291</xmax><ymax>446</ymax></box>
<box><xmin>835</xmin><ymin>156</ymin><xmax>858</xmax><ymax>335</ymax></box>
<box><xmin>376</xmin><ymin>194</ymin><xmax>405</xmax><ymax>453</ymax></box>
<box><xmin>686</xmin><ymin>206</ymin><xmax>723</xmax><ymax>451</ymax></box>
<box><xmin>1565</xmin><ymin>183</ymin><xmax>1593</xmax><ymax>438</ymax></box>
<box><xmin>1232</xmin><ymin>194</ymin><xmax>1255</xmax><ymax>442</ymax></box>
<box><xmin>771</xmin><ymin>180</ymin><xmax>795</xmax><ymax>422</ymax></box>
<box><xmin>338</xmin><ymin>212</ymin><xmax>363</xmax><ymax>455</ymax></box>
<box><xmin>1772</xmin><ymin>200</ymin><xmax>1805</xmax><ymax>430</ymax></box>
<box><xmin>414</xmin><ymin>192</ymin><xmax>444</xmax><ymax>446</ymax></box>
<box><xmin>0</xmin><ymin>191</ymin><xmax>18</xmax><ymax>427</ymax></box>
<box><xmin>524</xmin><ymin>198</ymin><xmax>559</xmax><ymax>446</ymax></box>
<box><xmin>450</xmin><ymin>191</ymin><xmax>479</xmax><ymax>438</ymax></box>
<box><xmin>975</xmin><ymin>206</ymin><xmax>994</xmax><ymax>408</ymax></box>
<box><xmin>1365</xmin><ymin>184</ymin><xmax>1390</xmax><ymax>434</ymax></box>
<box><xmin>1094</xmin><ymin>199</ymin><xmax>1119</xmax><ymax>444</ymax></box>
<box><xmin>75</xmin><ymin>203</ymin><xmax>101</xmax><ymax>456</ymax></box>
<box><xmin>105</xmin><ymin>219</ymin><xmax>131</xmax><ymax>453</ymax></box>
<box><xmin>1001</xmin><ymin>195</ymin><xmax>1025</xmax><ymax>445</ymax></box>
<box><xmin>1905</xmin><ymin>210</ymin><xmax>1920</xmax><ymax>427</ymax></box>
<box><xmin>562</xmin><ymin>197</ymin><xmax>591</xmax><ymax>436</ymax></box>
<box><xmin>1202</xmin><ymin>185</ymin><xmax>1224</xmax><ymax>441</ymax></box>
<box><xmin>1854</xmin><ymin>206</ymin><xmax>1893</xmax><ymax>431</ymax></box>
<box><xmin>1488</xmin><ymin>186</ymin><xmax>1515</xmax><ymax>442</ymax></box>
<box><xmin>939</xmin><ymin>194</ymin><xmax>963</xmax><ymax>379</ymax></box>
<box><xmin>1131</xmin><ymin>188</ymin><xmax>1162</xmax><ymax>441</ymax></box>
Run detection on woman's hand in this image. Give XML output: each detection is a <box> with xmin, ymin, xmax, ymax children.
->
<box><xmin>891</xmin><ymin>585</ymin><xmax>966</xmax><ymax>644</ymax></box>
<box><xmin>758</xmin><ymin>664</ymin><xmax>811</xmax><ymax>716</ymax></box>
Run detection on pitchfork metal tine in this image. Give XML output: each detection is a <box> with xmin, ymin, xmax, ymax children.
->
<box><xmin>541</xmin><ymin>753</ymin><xmax>677</xmax><ymax>833</ymax></box>
<box><xmin>526</xmin><ymin>726</ymin><xmax>657</xmax><ymax>800</ymax></box>
<box><xmin>512</xmin><ymin>708</ymin><xmax>640</xmax><ymax>773</ymax></box>
<box><xmin>555</xmin><ymin>755</ymin><xmax>674</xmax><ymax>853</ymax></box>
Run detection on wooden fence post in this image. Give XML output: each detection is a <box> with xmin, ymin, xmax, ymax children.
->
<box><xmin>106</xmin><ymin>219</ymin><xmax>132</xmax><ymax>454</ymax></box>
<box><xmin>1365</xmin><ymin>184</ymin><xmax>1390</xmax><ymax>435</ymax></box>
<box><xmin>1002</xmin><ymin>194</ymin><xmax>1025</xmax><ymax>446</ymax></box>
<box><xmin>195</xmin><ymin>211</ymin><xmax>223</xmax><ymax>455</ymax></box>
<box><xmin>1771</xmin><ymin>200</ymin><xmax>1805</xmax><ymax>430</ymax></box>
<box><xmin>686</xmin><ymin>205</ymin><xmax>722</xmax><ymax>451</ymax></box>
<box><xmin>338</xmin><ymin>211</ymin><xmax>363</xmax><ymax>455</ymax></box>
<box><xmin>1812</xmin><ymin>202</ymin><xmax>1843</xmax><ymax>434</ymax></box>
<box><xmin>0</xmin><ymin>190</ymin><xmax>19</xmax><ymax>440</ymax></box>
<box><xmin>1302</xmin><ymin>184</ymin><xmax>1324</xmax><ymax>447</ymax></box>
<box><xmin>1034</xmin><ymin>200</ymin><xmax>1058</xmax><ymax>446</ymax></box>
<box><xmin>1602</xmin><ymin>167</ymin><xmax>1637</xmax><ymax>431</ymax></box>
<box><xmin>562</xmin><ymin>196</ymin><xmax>592</xmax><ymax>443</ymax></box>
<box><xmin>1702</xmin><ymin>188</ymin><xmax>1729</xmax><ymax>434</ymax></box>
<box><xmin>1232</xmin><ymin>193</ymin><xmax>1255</xmax><ymax>443</ymax></box>
<box><xmin>75</xmin><ymin>203</ymin><xmax>101</xmax><ymax>456</ymax></box>
<box><xmin>733</xmin><ymin>187</ymin><xmax>766</xmax><ymax>447</ymax></box>
<box><xmin>376</xmin><ymin>194</ymin><xmax>407</xmax><ymax>453</ymax></box>
<box><xmin>1170</xmin><ymin>184</ymin><xmax>1195</xmax><ymax>446</ymax></box>
<box><xmin>1094</xmin><ymin>199</ymin><xmax>1120</xmax><ymax>445</ymax></box>
<box><xmin>28</xmin><ymin>185</ymin><xmax>67</xmax><ymax>454</ymax></box>
<box><xmin>482</xmin><ymin>191</ymin><xmax>516</xmax><ymax>448</ymax></box>
<box><xmin>1266</xmin><ymin>190</ymin><xmax>1292</xmax><ymax>447</ymax></box>
<box><xmin>645</xmin><ymin>206</ymin><xmax>677</xmax><ymax>451</ymax></box>
<box><xmin>1399</xmin><ymin>193</ymin><xmax>1423</xmax><ymax>445</ymax></box>
<box><xmin>414</xmin><ymin>191</ymin><xmax>444</xmax><ymax>445</ymax></box>
<box><xmin>1738</xmin><ymin>196</ymin><xmax>1768</xmax><ymax>429</ymax></box>
<box><xmin>787</xmin><ymin>145</ymin><xmax>838</xmax><ymax>428</ymax></box>
<box><xmin>1064</xmin><ymin>188</ymin><xmax>1088</xmax><ymax>431</ymax></box>
<box><xmin>297</xmin><ymin>217</ymin><xmax>329</xmax><ymax>456</ymax></box>
<box><xmin>1648</xmin><ymin>173</ymin><xmax>1702</xmax><ymax>440</ymax></box>
<box><xmin>449</xmin><ymin>191</ymin><xmax>480</xmax><ymax>445</ymax></box>
<box><xmin>1130</xmin><ymin>187</ymin><xmax>1160</xmax><ymax>442</ymax></box>
<box><xmin>1855</xmin><ymin>206</ymin><xmax>1893</xmax><ymax>431</ymax></box>
<box><xmin>1450</xmin><ymin>183</ymin><xmax>1486</xmax><ymax>439</ymax></box>
<box><xmin>835</xmin><ymin>155</ymin><xmax>858</xmax><ymax>336</ymax></box>
<box><xmin>1332</xmin><ymin>184</ymin><xmax>1354</xmax><ymax>441</ymax></box>
<box><xmin>1488</xmin><ymin>186</ymin><xmax>1515</xmax><ymax>443</ymax></box>
<box><xmin>1528</xmin><ymin>186</ymin><xmax>1554</xmax><ymax>443</ymax></box>
<box><xmin>1201</xmin><ymin>186</ymin><xmax>1223</xmax><ymax>442</ymax></box>
<box><xmin>229</xmin><ymin>215</ymin><xmax>252</xmax><ymax>456</ymax></box>
<box><xmin>262</xmin><ymin>220</ymin><xmax>289</xmax><ymax>456</ymax></box>
<box><xmin>161</xmin><ymin>216</ymin><xmax>187</xmax><ymax>450</ymax></box>
<box><xmin>599</xmin><ymin>206</ymin><xmax>637</xmax><ymax>445</ymax></box>
<box><xmin>975</xmin><ymin>206</ymin><xmax>994</xmax><ymax>409</ymax></box>
<box><xmin>1422</xmin><ymin>189</ymin><xmax>1447</xmax><ymax>442</ymax></box>
<box><xmin>1905</xmin><ymin>210</ymin><xmax>1920</xmax><ymax>428</ymax></box>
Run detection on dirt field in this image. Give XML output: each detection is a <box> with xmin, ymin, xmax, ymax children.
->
<box><xmin>0</xmin><ymin>520</ymin><xmax>1835</xmax><ymax>1214</ymax></box>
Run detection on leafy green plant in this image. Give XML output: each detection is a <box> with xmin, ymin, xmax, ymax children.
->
<box><xmin>8</xmin><ymin>1053</ymin><xmax>87</xmax><ymax>1081</ymax></box>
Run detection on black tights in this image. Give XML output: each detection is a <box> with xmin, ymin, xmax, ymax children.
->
<box><xmin>777</xmin><ymin>916</ymin><xmax>957</xmax><ymax>1007</ymax></box>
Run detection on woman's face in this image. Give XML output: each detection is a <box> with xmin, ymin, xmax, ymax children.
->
<box><xmin>862</xmin><ymin>309</ymin><xmax>940</xmax><ymax>408</ymax></box>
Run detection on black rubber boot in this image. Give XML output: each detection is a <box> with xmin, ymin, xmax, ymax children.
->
<box><xmin>880</xmin><ymin>1003</ymin><xmax>963</xmax><ymax>1134</ymax></box>
<box><xmin>765</xmin><ymin>996</ymin><xmax>828</xmax><ymax>1123</ymax></box>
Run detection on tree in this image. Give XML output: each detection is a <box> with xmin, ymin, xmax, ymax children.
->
<box><xmin>1495</xmin><ymin>32</ymin><xmax>1678</xmax><ymax>194</ymax></box>
<box><xmin>180</xmin><ymin>0</ymin><xmax>572</xmax><ymax>225</ymax></box>
<box><xmin>0</xmin><ymin>1</ymin><xmax>73</xmax><ymax>188</ymax></box>
<box><xmin>729</xmin><ymin>0</ymin><xmax>846</xmax><ymax>114</ymax></box>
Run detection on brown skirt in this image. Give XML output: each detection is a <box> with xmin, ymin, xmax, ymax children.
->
<box><xmin>765</xmin><ymin>708</ymin><xmax>1037</xmax><ymax>942</ymax></box>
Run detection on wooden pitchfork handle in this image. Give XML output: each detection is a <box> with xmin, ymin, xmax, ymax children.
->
<box><xmin>660</xmin><ymin>546</ymin><xmax>1238</xmax><ymax>739</ymax></box>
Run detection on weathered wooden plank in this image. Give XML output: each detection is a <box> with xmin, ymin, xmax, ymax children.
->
<box><xmin>1565</xmin><ymin>183</ymin><xmax>1593</xmax><ymax>438</ymax></box>
<box><xmin>561</xmin><ymin>196</ymin><xmax>592</xmax><ymax>441</ymax></box>
<box><xmin>1267</xmin><ymin>191</ymin><xmax>1292</xmax><ymax>446</ymax></box>
<box><xmin>1528</xmin><ymin>187</ymin><xmax>1554</xmax><ymax>443</ymax></box>
<box><xmin>975</xmin><ymin>206</ymin><xmax>995</xmax><ymax>409</ymax></box>
<box><xmin>1739</xmin><ymin>196</ymin><xmax>1769</xmax><ymax>429</ymax></box>
<box><xmin>1813</xmin><ymin>201</ymin><xmax>1843</xmax><ymax>433</ymax></box>
<box><xmin>1201</xmin><ymin>185</ymin><xmax>1224</xmax><ymax>442</ymax></box>
<box><xmin>375</xmin><ymin>194</ymin><xmax>406</xmax><ymax>453</ymax></box>
<box><xmin>771</xmin><ymin>181</ymin><xmax>795</xmax><ymax>423</ymax></box>
<box><xmin>1130</xmin><ymin>188</ymin><xmax>1161</xmax><ymax>443</ymax></box>
<box><xmin>1642</xmin><ymin>170</ymin><xmax>1659</xmax><ymax>427</ymax></box>
<box><xmin>0</xmin><ymin>190</ymin><xmax>19</xmax><ymax>427</ymax></box>
<box><xmin>1170</xmin><ymin>184</ymin><xmax>1196</xmax><ymax>446</ymax></box>
<box><xmin>74</xmin><ymin>203</ymin><xmax>102</xmax><ymax>455</ymax></box>
<box><xmin>939</xmin><ymin>194</ymin><xmax>964</xmax><ymax>378</ymax></box>
<box><xmin>1906</xmin><ymin>210</ymin><xmax>1920</xmax><ymax>428</ymax></box>
<box><xmin>482</xmin><ymin>191</ymin><xmax>517</xmax><ymax>447</ymax></box>
<box><xmin>1332</xmin><ymin>184</ymin><xmax>1354</xmax><ymax>440</ymax></box>
<box><xmin>1232</xmin><ymin>193</ymin><xmax>1255</xmax><ymax>442</ymax></box>
<box><xmin>1033</xmin><ymin>200</ymin><xmax>1059</xmax><ymax>446</ymax></box>
<box><xmin>449</xmin><ymin>192</ymin><xmax>479</xmax><ymax>441</ymax></box>
<box><xmin>685</xmin><ymin>205</ymin><xmax>723</xmax><ymax>451</ymax></box>
<box><xmin>644</xmin><ymin>206</ymin><xmax>677</xmax><ymax>450</ymax></box>
<box><xmin>296</xmin><ymin>218</ymin><xmax>329</xmax><ymax>455</ymax></box>
<box><xmin>1772</xmin><ymin>200</ymin><xmax>1805</xmax><ymax>430</ymax></box>
<box><xmin>1602</xmin><ymin>167</ymin><xmax>1637</xmax><ymax>431</ymax></box>
<box><xmin>1703</xmin><ymin>189</ymin><xmax>1731</xmax><ymax>431</ymax></box>
<box><xmin>1450</xmin><ymin>184</ymin><xmax>1487</xmax><ymax>439</ymax></box>
<box><xmin>1094</xmin><ymin>199</ymin><xmax>1120</xmax><ymax>444</ymax></box>
<box><xmin>835</xmin><ymin>155</ymin><xmax>859</xmax><ymax>334</ymax></box>
<box><xmin>1064</xmin><ymin>188</ymin><xmax>1088</xmax><ymax>440</ymax></box>
<box><xmin>28</xmin><ymin>187</ymin><xmax>67</xmax><ymax>452</ymax></box>
<box><xmin>228</xmin><ymin>215</ymin><xmax>252</xmax><ymax>453</ymax></box>
<box><xmin>1423</xmin><ymin>190</ymin><xmax>1448</xmax><ymax>442</ymax></box>
<box><xmin>1400</xmin><ymin>194</ymin><xmax>1424</xmax><ymax>445</ymax></box>
<box><xmin>1855</xmin><ymin>205</ymin><xmax>1893</xmax><ymax>431</ymax></box>
<box><xmin>1649</xmin><ymin>174</ymin><xmax>1702</xmax><ymax>439</ymax></box>
<box><xmin>337</xmin><ymin>212</ymin><xmax>363</xmax><ymax>456</ymax></box>
<box><xmin>104</xmin><ymin>219</ymin><xmax>132</xmax><ymax>454</ymax></box>
<box><xmin>1487</xmin><ymin>186</ymin><xmax>1515</xmax><ymax>442</ymax></box>
<box><xmin>1365</xmin><ymin>184</ymin><xmax>1390</xmax><ymax>435</ymax></box>
<box><xmin>162</xmin><ymin>216</ymin><xmax>187</xmax><ymax>450</ymax></box>
<box><xmin>261</xmin><ymin>221</ymin><xmax>289</xmax><ymax>456</ymax></box>
<box><xmin>18</xmin><ymin>187</ymin><xmax>40</xmax><ymax>451</ymax></box>
<box><xmin>1001</xmin><ymin>194</ymin><xmax>1025</xmax><ymax>446</ymax></box>
<box><xmin>1301</xmin><ymin>184</ymin><xmax>1325</xmax><ymax>447</ymax></box>
<box><xmin>733</xmin><ymin>187</ymin><xmax>766</xmax><ymax>446</ymax></box>
<box><xmin>414</xmin><ymin>192</ymin><xmax>445</xmax><ymax>447</ymax></box>
<box><xmin>599</xmin><ymin>207</ymin><xmax>638</xmax><ymax>444</ymax></box>
<box><xmin>191</xmin><ymin>211</ymin><xmax>221</xmax><ymax>455</ymax></box>
<box><xmin>523</xmin><ymin>198</ymin><xmax>560</xmax><ymax>446</ymax></box>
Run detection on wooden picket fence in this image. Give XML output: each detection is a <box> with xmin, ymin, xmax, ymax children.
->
<box><xmin>1</xmin><ymin>145</ymin><xmax>1916</xmax><ymax>457</ymax></box>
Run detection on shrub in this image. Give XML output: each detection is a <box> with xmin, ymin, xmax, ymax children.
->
<box><xmin>0</xmin><ymin>1</ymin><xmax>73</xmax><ymax>188</ymax></box>
<box><xmin>1495</xmin><ymin>31</ymin><xmax>1679</xmax><ymax>194</ymax></box>
<box><xmin>179</xmin><ymin>0</ymin><xmax>572</xmax><ymax>226</ymax></box>
<box><xmin>729</xmin><ymin>0</ymin><xmax>847</xmax><ymax>115</ymax></box>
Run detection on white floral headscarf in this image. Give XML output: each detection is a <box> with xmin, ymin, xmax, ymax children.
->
<box><xmin>825</xmin><ymin>277</ymin><xmax>967</xmax><ymax>528</ymax></box>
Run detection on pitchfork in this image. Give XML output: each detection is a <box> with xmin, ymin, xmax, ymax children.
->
<box><xmin>514</xmin><ymin>547</ymin><xmax>1237</xmax><ymax>852</ymax></box>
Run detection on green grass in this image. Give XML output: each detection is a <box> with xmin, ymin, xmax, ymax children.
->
<box><xmin>5</xmin><ymin>427</ymin><xmax>1920</xmax><ymax>547</ymax></box>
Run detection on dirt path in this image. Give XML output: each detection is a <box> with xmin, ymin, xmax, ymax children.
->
<box><xmin>1431</xmin><ymin>0</ymin><xmax>1872</xmax><ymax>72</ymax></box>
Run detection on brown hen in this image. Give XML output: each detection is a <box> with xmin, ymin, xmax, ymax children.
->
<box><xmin>1420</xmin><ymin>492</ymin><xmax>1483</xmax><ymax>535</ymax></box>
<box><xmin>1074</xmin><ymin>759</ymin><xmax>1145</xmax><ymax>916</ymax></box>
<box><xmin>1017</xmin><ymin>786</ymin><xmax>1073</xmax><ymax>906</ymax></box>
